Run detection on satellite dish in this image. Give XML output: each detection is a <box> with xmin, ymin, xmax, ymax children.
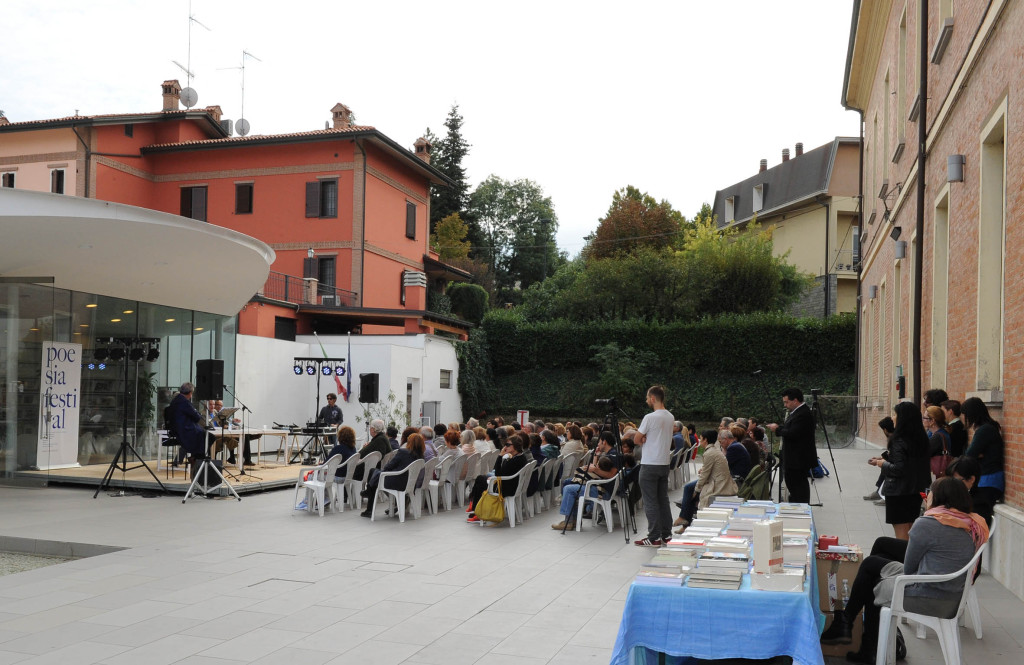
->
<box><xmin>180</xmin><ymin>87</ymin><xmax>199</xmax><ymax>108</ymax></box>
<box><xmin>236</xmin><ymin>118</ymin><xmax>251</xmax><ymax>136</ymax></box>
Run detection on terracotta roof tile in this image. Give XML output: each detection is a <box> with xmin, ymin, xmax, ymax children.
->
<box><xmin>145</xmin><ymin>125</ymin><xmax>377</xmax><ymax>149</ymax></box>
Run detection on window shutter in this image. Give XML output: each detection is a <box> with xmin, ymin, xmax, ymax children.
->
<box><xmin>305</xmin><ymin>181</ymin><xmax>320</xmax><ymax>218</ymax></box>
<box><xmin>235</xmin><ymin>184</ymin><xmax>253</xmax><ymax>214</ymax></box>
<box><xmin>406</xmin><ymin>201</ymin><xmax>416</xmax><ymax>239</ymax></box>
<box><xmin>192</xmin><ymin>187</ymin><xmax>207</xmax><ymax>222</ymax></box>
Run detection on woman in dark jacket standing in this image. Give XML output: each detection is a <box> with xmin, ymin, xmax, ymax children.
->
<box><xmin>962</xmin><ymin>396</ymin><xmax>1004</xmax><ymax>508</ymax></box>
<box><xmin>869</xmin><ymin>401</ymin><xmax>931</xmax><ymax>539</ymax></box>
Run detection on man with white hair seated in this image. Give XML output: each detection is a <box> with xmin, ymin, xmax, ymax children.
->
<box><xmin>353</xmin><ymin>419</ymin><xmax>392</xmax><ymax>481</ymax></box>
<box><xmin>420</xmin><ymin>426</ymin><xmax>439</xmax><ymax>459</ymax></box>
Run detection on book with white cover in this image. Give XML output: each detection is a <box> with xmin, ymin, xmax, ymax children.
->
<box><xmin>750</xmin><ymin>569</ymin><xmax>804</xmax><ymax>592</ymax></box>
<box><xmin>752</xmin><ymin>519</ymin><xmax>784</xmax><ymax>574</ymax></box>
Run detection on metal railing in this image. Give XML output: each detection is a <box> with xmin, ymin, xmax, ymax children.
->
<box><xmin>833</xmin><ymin>249</ymin><xmax>859</xmax><ymax>273</ymax></box>
<box><xmin>257</xmin><ymin>272</ymin><xmax>357</xmax><ymax>307</ymax></box>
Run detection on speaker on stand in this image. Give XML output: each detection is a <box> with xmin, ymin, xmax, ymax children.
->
<box><xmin>358</xmin><ymin>373</ymin><xmax>379</xmax><ymax>403</ymax></box>
<box><xmin>196</xmin><ymin>359</ymin><xmax>224</xmax><ymax>401</ymax></box>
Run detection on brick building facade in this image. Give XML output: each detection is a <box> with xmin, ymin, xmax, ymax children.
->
<box><xmin>844</xmin><ymin>0</ymin><xmax>1024</xmax><ymax>597</ymax></box>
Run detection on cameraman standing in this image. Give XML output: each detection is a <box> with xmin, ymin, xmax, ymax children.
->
<box><xmin>634</xmin><ymin>385</ymin><xmax>674</xmax><ymax>546</ymax></box>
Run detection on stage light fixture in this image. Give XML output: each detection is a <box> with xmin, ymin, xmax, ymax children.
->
<box><xmin>335</xmin><ymin>365</ymin><xmax>346</xmax><ymax>376</ymax></box>
<box><xmin>321</xmin><ymin>365</ymin><xmax>332</xmax><ymax>376</ymax></box>
<box><xmin>146</xmin><ymin>347</ymin><xmax>160</xmax><ymax>362</ymax></box>
<box><xmin>293</xmin><ymin>365</ymin><xmax>303</xmax><ymax>375</ymax></box>
<box><xmin>94</xmin><ymin>348</ymin><xmax>109</xmax><ymax>361</ymax></box>
<box><xmin>305</xmin><ymin>364</ymin><xmax>316</xmax><ymax>375</ymax></box>
<box><xmin>98</xmin><ymin>363</ymin><xmax>106</xmax><ymax>370</ymax></box>
<box><xmin>129</xmin><ymin>347</ymin><xmax>145</xmax><ymax>362</ymax></box>
<box><xmin>87</xmin><ymin>362</ymin><xmax>96</xmax><ymax>370</ymax></box>
<box><xmin>109</xmin><ymin>346</ymin><xmax>126</xmax><ymax>361</ymax></box>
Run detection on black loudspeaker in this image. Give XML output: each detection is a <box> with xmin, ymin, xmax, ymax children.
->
<box><xmin>192</xmin><ymin>459</ymin><xmax>224</xmax><ymax>485</ymax></box>
<box><xmin>195</xmin><ymin>359</ymin><xmax>224</xmax><ymax>400</ymax></box>
<box><xmin>358</xmin><ymin>373</ymin><xmax>379</xmax><ymax>403</ymax></box>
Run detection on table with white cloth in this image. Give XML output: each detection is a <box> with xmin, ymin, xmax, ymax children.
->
<box><xmin>207</xmin><ymin>428</ymin><xmax>290</xmax><ymax>471</ymax></box>
<box><xmin>610</xmin><ymin>506</ymin><xmax>826</xmax><ymax>665</ymax></box>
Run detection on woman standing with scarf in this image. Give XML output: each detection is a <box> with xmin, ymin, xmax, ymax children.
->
<box><xmin>821</xmin><ymin>476</ymin><xmax>988</xmax><ymax>663</ymax></box>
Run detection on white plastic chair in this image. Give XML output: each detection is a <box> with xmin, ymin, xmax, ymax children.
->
<box><xmin>531</xmin><ymin>458</ymin><xmax>554</xmax><ymax>514</ymax></box>
<box><xmin>552</xmin><ymin>452</ymin><xmax>582</xmax><ymax>505</ymax></box>
<box><xmin>371</xmin><ymin>458</ymin><xmax>425</xmax><ymax>523</ymax></box>
<box><xmin>330</xmin><ymin>454</ymin><xmax>361</xmax><ymax>513</ymax></box>
<box><xmin>876</xmin><ymin>538</ymin><xmax>990</xmax><ymax>665</ymax></box>
<box><xmin>958</xmin><ymin>521</ymin><xmax>994</xmax><ymax>640</ymax></box>
<box><xmin>485</xmin><ymin>460</ymin><xmax>536</xmax><ymax>528</ymax></box>
<box><xmin>668</xmin><ymin>447</ymin><xmax>686</xmax><ymax>490</ymax></box>
<box><xmin>293</xmin><ymin>454</ymin><xmax>342</xmax><ymax>516</ymax></box>
<box><xmin>427</xmin><ymin>455</ymin><xmax>454</xmax><ymax>514</ymax></box>
<box><xmin>574</xmin><ymin>474</ymin><xmax>622</xmax><ymax>533</ymax></box>
<box><xmin>454</xmin><ymin>452</ymin><xmax>481</xmax><ymax>507</ymax></box>
<box><xmin>418</xmin><ymin>457</ymin><xmax>440</xmax><ymax>514</ymax></box>
<box><xmin>380</xmin><ymin>449</ymin><xmax>398</xmax><ymax>468</ymax></box>
<box><xmin>345</xmin><ymin>450</ymin><xmax>382</xmax><ymax>510</ymax></box>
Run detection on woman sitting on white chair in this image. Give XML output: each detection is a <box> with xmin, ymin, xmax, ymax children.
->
<box><xmin>820</xmin><ymin>476</ymin><xmax>989</xmax><ymax>663</ymax></box>
<box><xmin>359</xmin><ymin>433</ymin><xmax>425</xmax><ymax>518</ymax></box>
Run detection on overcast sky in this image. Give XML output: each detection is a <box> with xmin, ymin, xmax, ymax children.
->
<box><xmin>2</xmin><ymin>0</ymin><xmax>860</xmax><ymax>257</ymax></box>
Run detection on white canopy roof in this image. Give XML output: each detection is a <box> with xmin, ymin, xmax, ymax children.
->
<box><xmin>0</xmin><ymin>188</ymin><xmax>274</xmax><ymax>316</ymax></box>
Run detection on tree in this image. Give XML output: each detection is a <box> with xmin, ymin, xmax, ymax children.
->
<box><xmin>467</xmin><ymin>175</ymin><xmax>561</xmax><ymax>305</ymax></box>
<box><xmin>430</xmin><ymin>213</ymin><xmax>471</xmax><ymax>260</ymax></box>
<box><xmin>428</xmin><ymin>105</ymin><xmax>471</xmax><ymax>236</ymax></box>
<box><xmin>586</xmin><ymin>186</ymin><xmax>689</xmax><ymax>259</ymax></box>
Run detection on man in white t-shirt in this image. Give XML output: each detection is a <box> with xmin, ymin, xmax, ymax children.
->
<box><xmin>634</xmin><ymin>385</ymin><xmax>675</xmax><ymax>546</ymax></box>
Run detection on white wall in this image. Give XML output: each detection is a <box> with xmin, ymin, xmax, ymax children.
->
<box><xmin>236</xmin><ymin>333</ymin><xmax>463</xmax><ymax>445</ymax></box>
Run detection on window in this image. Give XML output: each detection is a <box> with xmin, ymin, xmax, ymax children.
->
<box><xmin>180</xmin><ymin>186</ymin><xmax>208</xmax><ymax>221</ymax></box>
<box><xmin>317</xmin><ymin>257</ymin><xmax>336</xmax><ymax>291</ymax></box>
<box><xmin>851</xmin><ymin>226</ymin><xmax>860</xmax><ymax>266</ymax></box>
<box><xmin>977</xmin><ymin>100</ymin><xmax>1006</xmax><ymax>390</ymax></box>
<box><xmin>235</xmin><ymin>183</ymin><xmax>254</xmax><ymax>214</ymax></box>
<box><xmin>400</xmin><ymin>271</ymin><xmax>406</xmax><ymax>305</ymax></box>
<box><xmin>124</xmin><ymin>124</ymin><xmax>133</xmax><ymax>138</ymax></box>
<box><xmin>274</xmin><ymin>317</ymin><xmax>297</xmax><ymax>342</ymax></box>
<box><xmin>1</xmin><ymin>172</ymin><xmax>13</xmax><ymax>188</ymax></box>
<box><xmin>752</xmin><ymin>184</ymin><xmax>764</xmax><ymax>213</ymax></box>
<box><xmin>50</xmin><ymin>169</ymin><xmax>65</xmax><ymax>194</ymax></box>
<box><xmin>724</xmin><ymin>196</ymin><xmax>735</xmax><ymax>223</ymax></box>
<box><xmin>305</xmin><ymin>179</ymin><xmax>337</xmax><ymax>218</ymax></box>
<box><xmin>898</xmin><ymin>10</ymin><xmax>906</xmax><ymax>141</ymax></box>
<box><xmin>405</xmin><ymin>201</ymin><xmax>416</xmax><ymax>239</ymax></box>
<box><xmin>439</xmin><ymin>369</ymin><xmax>452</xmax><ymax>390</ymax></box>
<box><xmin>932</xmin><ymin>190</ymin><xmax>950</xmax><ymax>386</ymax></box>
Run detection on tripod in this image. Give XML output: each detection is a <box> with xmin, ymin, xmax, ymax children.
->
<box><xmin>751</xmin><ymin>370</ymin><xmax>785</xmax><ymax>503</ymax></box>
<box><xmin>222</xmin><ymin>385</ymin><xmax>262</xmax><ymax>481</ymax></box>
<box><xmin>182</xmin><ymin>453</ymin><xmax>241</xmax><ymax>502</ymax></box>
<box><xmin>94</xmin><ymin>356</ymin><xmax>166</xmax><ymax>498</ymax></box>
<box><xmin>808</xmin><ymin>391</ymin><xmax>843</xmax><ymax>505</ymax></box>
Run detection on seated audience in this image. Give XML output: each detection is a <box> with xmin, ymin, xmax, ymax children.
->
<box><xmin>674</xmin><ymin>429</ymin><xmax>738</xmax><ymax>531</ymax></box>
<box><xmin>540</xmin><ymin>430</ymin><xmax>561</xmax><ymax>459</ymax></box>
<box><xmin>386</xmin><ymin>426</ymin><xmax>400</xmax><ymax>451</ymax></box>
<box><xmin>721</xmin><ymin>427</ymin><xmax>753</xmax><ymax>480</ymax></box>
<box><xmin>562</xmin><ymin>425</ymin><xmax>586</xmax><ymax>456</ymax></box>
<box><xmin>328</xmin><ymin>425</ymin><xmax>358</xmax><ymax>471</ymax></box>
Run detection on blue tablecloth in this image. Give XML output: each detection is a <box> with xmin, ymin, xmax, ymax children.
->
<box><xmin>611</xmin><ymin>514</ymin><xmax>826</xmax><ymax>665</ymax></box>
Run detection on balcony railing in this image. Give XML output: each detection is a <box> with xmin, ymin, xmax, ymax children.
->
<box><xmin>833</xmin><ymin>249</ymin><xmax>859</xmax><ymax>273</ymax></box>
<box><xmin>257</xmin><ymin>271</ymin><xmax>357</xmax><ymax>308</ymax></box>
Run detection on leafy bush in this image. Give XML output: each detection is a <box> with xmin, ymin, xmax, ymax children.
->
<box><xmin>447</xmin><ymin>283</ymin><xmax>489</xmax><ymax>324</ymax></box>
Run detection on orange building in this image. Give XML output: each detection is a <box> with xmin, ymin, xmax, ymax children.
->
<box><xmin>0</xmin><ymin>80</ymin><xmax>471</xmax><ymax>340</ymax></box>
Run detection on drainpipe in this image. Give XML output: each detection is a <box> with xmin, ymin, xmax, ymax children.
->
<box><xmin>822</xmin><ymin>200</ymin><xmax>831</xmax><ymax>317</ymax></box>
<box><xmin>912</xmin><ymin>0</ymin><xmax>928</xmax><ymax>405</ymax></box>
<box><xmin>71</xmin><ymin>124</ymin><xmax>90</xmax><ymax>197</ymax></box>
<box><xmin>854</xmin><ymin>111</ymin><xmax>864</xmax><ymax>403</ymax></box>
<box><xmin>355</xmin><ymin>140</ymin><xmax>367</xmax><ymax>307</ymax></box>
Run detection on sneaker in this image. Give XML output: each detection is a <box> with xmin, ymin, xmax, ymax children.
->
<box><xmin>465</xmin><ymin>503</ymin><xmax>473</xmax><ymax>513</ymax></box>
<box><xmin>863</xmin><ymin>490</ymin><xmax>881</xmax><ymax>501</ymax></box>
<box><xmin>295</xmin><ymin>500</ymin><xmax>308</xmax><ymax>511</ymax></box>
<box><xmin>874</xmin><ymin>499</ymin><xmax>886</xmax><ymax>506</ymax></box>
<box><xmin>551</xmin><ymin>520</ymin><xmax>575</xmax><ymax>530</ymax></box>
<box><xmin>467</xmin><ymin>515</ymin><xmax>481</xmax><ymax>523</ymax></box>
<box><xmin>634</xmin><ymin>537</ymin><xmax>662</xmax><ymax>547</ymax></box>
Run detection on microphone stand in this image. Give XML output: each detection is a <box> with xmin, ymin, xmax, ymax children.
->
<box><xmin>223</xmin><ymin>384</ymin><xmax>261</xmax><ymax>481</ymax></box>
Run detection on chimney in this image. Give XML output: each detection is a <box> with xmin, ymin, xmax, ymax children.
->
<box><xmin>331</xmin><ymin>103</ymin><xmax>353</xmax><ymax>130</ymax></box>
<box><xmin>759</xmin><ymin>158</ymin><xmax>767</xmax><ymax>173</ymax></box>
<box><xmin>161</xmin><ymin>79</ymin><xmax>181</xmax><ymax>111</ymax></box>
<box><xmin>413</xmin><ymin>137</ymin><xmax>432</xmax><ymax>164</ymax></box>
<box><xmin>795</xmin><ymin>142</ymin><xmax>804</xmax><ymax>156</ymax></box>
<box><xmin>782</xmin><ymin>148</ymin><xmax>790</xmax><ymax>162</ymax></box>
<box><xmin>204</xmin><ymin>105</ymin><xmax>223</xmax><ymax>123</ymax></box>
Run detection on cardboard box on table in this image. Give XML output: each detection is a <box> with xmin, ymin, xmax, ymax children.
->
<box><xmin>815</xmin><ymin>545</ymin><xmax>865</xmax><ymax>657</ymax></box>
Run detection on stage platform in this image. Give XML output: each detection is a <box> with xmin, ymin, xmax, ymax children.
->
<box><xmin>17</xmin><ymin>457</ymin><xmax>306</xmax><ymax>495</ymax></box>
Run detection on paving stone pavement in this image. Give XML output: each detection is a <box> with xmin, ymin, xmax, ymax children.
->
<box><xmin>0</xmin><ymin>446</ymin><xmax>1021</xmax><ymax>664</ymax></box>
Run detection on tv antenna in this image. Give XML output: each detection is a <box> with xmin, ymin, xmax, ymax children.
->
<box><xmin>171</xmin><ymin>0</ymin><xmax>211</xmax><ymax>109</ymax></box>
<box><xmin>219</xmin><ymin>50</ymin><xmax>261</xmax><ymax>136</ymax></box>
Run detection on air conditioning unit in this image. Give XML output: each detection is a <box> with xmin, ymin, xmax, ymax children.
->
<box><xmin>321</xmin><ymin>295</ymin><xmax>338</xmax><ymax>306</ymax></box>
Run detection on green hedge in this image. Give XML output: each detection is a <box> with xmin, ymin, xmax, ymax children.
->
<box><xmin>457</xmin><ymin>311</ymin><xmax>856</xmax><ymax>421</ymax></box>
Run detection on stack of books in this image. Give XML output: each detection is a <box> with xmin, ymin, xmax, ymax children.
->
<box><xmin>735</xmin><ymin>503</ymin><xmax>768</xmax><ymax>519</ymax></box>
<box><xmin>682</xmin><ymin>525</ymin><xmax>725</xmax><ymax>539</ymax></box>
<box><xmin>725</xmin><ymin>516</ymin><xmax>760</xmax><ymax>537</ymax></box>
<box><xmin>686</xmin><ymin>569</ymin><xmax>743</xmax><ymax>589</ymax></box>
<box><xmin>649</xmin><ymin>549</ymin><xmax>697</xmax><ymax>571</ymax></box>
<box><xmin>635</xmin><ymin>564</ymin><xmax>685</xmax><ymax>586</ymax></box>
<box><xmin>696</xmin><ymin>550</ymin><xmax>751</xmax><ymax>575</ymax></box>
<box><xmin>662</xmin><ymin>536</ymin><xmax>708</xmax><ymax>555</ymax></box>
<box><xmin>690</xmin><ymin>517</ymin><xmax>729</xmax><ymax>531</ymax></box>
<box><xmin>696</xmin><ymin>508</ymin><xmax>734</xmax><ymax>521</ymax></box>
<box><xmin>783</xmin><ymin>536</ymin><xmax>811</xmax><ymax>565</ymax></box>
<box><xmin>706</xmin><ymin>535</ymin><xmax>751</xmax><ymax>554</ymax></box>
<box><xmin>709</xmin><ymin>495</ymin><xmax>744</xmax><ymax>511</ymax></box>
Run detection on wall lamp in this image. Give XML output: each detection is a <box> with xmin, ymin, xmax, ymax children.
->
<box><xmin>890</xmin><ymin>226</ymin><xmax>902</xmax><ymax>241</ymax></box>
<box><xmin>869</xmin><ymin>285</ymin><xmax>878</xmax><ymax>300</ymax></box>
<box><xmin>895</xmin><ymin>240</ymin><xmax>907</xmax><ymax>260</ymax></box>
<box><xmin>948</xmin><ymin>154</ymin><xmax>965</xmax><ymax>183</ymax></box>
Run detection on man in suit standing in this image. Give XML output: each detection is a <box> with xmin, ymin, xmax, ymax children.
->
<box><xmin>767</xmin><ymin>387</ymin><xmax>816</xmax><ymax>503</ymax></box>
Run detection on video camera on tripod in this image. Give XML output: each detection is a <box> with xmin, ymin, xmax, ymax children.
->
<box><xmin>594</xmin><ymin>397</ymin><xmax>618</xmax><ymax>410</ymax></box>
